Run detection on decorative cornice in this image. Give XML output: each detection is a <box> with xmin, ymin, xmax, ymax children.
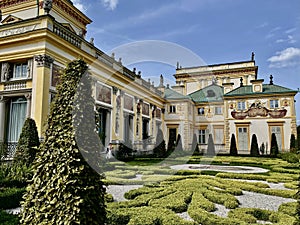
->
<box><xmin>0</xmin><ymin>0</ymin><xmax>31</xmax><ymax>8</ymax></box>
<box><xmin>34</xmin><ymin>54</ymin><xmax>54</xmax><ymax>68</ymax></box>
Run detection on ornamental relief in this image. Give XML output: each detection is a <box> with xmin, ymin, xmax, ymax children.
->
<box><xmin>231</xmin><ymin>101</ymin><xmax>287</xmax><ymax>120</ymax></box>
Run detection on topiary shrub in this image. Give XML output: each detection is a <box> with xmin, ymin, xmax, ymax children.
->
<box><xmin>270</xmin><ymin>133</ymin><xmax>279</xmax><ymax>157</ymax></box>
<box><xmin>250</xmin><ymin>134</ymin><xmax>259</xmax><ymax>156</ymax></box>
<box><xmin>153</xmin><ymin>128</ymin><xmax>166</xmax><ymax>158</ymax></box>
<box><xmin>229</xmin><ymin>134</ymin><xmax>238</xmax><ymax>156</ymax></box>
<box><xmin>175</xmin><ymin>134</ymin><xmax>183</xmax><ymax>152</ymax></box>
<box><xmin>20</xmin><ymin>59</ymin><xmax>106</xmax><ymax>224</ymax></box>
<box><xmin>290</xmin><ymin>134</ymin><xmax>296</xmax><ymax>153</ymax></box>
<box><xmin>206</xmin><ymin>134</ymin><xmax>215</xmax><ymax>156</ymax></box>
<box><xmin>13</xmin><ymin>118</ymin><xmax>39</xmax><ymax>167</ymax></box>
<box><xmin>191</xmin><ymin>133</ymin><xmax>200</xmax><ymax>155</ymax></box>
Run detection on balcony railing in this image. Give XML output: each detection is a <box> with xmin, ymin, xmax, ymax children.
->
<box><xmin>4</xmin><ymin>80</ymin><xmax>27</xmax><ymax>90</ymax></box>
<box><xmin>53</xmin><ymin>22</ymin><xmax>81</xmax><ymax>48</ymax></box>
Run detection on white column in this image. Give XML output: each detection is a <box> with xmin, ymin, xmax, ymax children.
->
<box><xmin>25</xmin><ymin>93</ymin><xmax>32</xmax><ymax>118</ymax></box>
<box><xmin>0</xmin><ymin>96</ymin><xmax>6</xmax><ymax>142</ymax></box>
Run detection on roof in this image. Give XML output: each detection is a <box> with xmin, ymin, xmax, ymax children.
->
<box><xmin>164</xmin><ymin>88</ymin><xmax>191</xmax><ymax>100</ymax></box>
<box><xmin>189</xmin><ymin>84</ymin><xmax>224</xmax><ymax>103</ymax></box>
<box><xmin>224</xmin><ymin>84</ymin><xmax>297</xmax><ymax>97</ymax></box>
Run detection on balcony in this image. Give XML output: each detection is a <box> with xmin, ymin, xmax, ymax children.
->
<box><xmin>4</xmin><ymin>80</ymin><xmax>27</xmax><ymax>91</ymax></box>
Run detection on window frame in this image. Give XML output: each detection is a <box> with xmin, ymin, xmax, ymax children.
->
<box><xmin>169</xmin><ymin>105</ymin><xmax>176</xmax><ymax>113</ymax></box>
<box><xmin>270</xmin><ymin>99</ymin><xmax>279</xmax><ymax>109</ymax></box>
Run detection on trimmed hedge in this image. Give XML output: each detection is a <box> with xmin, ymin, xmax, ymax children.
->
<box><xmin>0</xmin><ymin>187</ymin><xmax>25</xmax><ymax>209</ymax></box>
<box><xmin>0</xmin><ymin>210</ymin><xmax>19</xmax><ymax>225</ymax></box>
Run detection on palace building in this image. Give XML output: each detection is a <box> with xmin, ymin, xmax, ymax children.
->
<box><xmin>0</xmin><ymin>0</ymin><xmax>298</xmax><ymax>158</ymax></box>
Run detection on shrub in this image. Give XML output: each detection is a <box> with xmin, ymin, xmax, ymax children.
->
<box><xmin>0</xmin><ymin>187</ymin><xmax>26</xmax><ymax>209</ymax></box>
<box><xmin>20</xmin><ymin>59</ymin><xmax>106</xmax><ymax>224</ymax></box>
<box><xmin>250</xmin><ymin>134</ymin><xmax>259</xmax><ymax>156</ymax></box>
<box><xmin>271</xmin><ymin>133</ymin><xmax>279</xmax><ymax>156</ymax></box>
<box><xmin>191</xmin><ymin>133</ymin><xmax>200</xmax><ymax>155</ymax></box>
<box><xmin>13</xmin><ymin>118</ymin><xmax>39</xmax><ymax>167</ymax></box>
<box><xmin>206</xmin><ymin>134</ymin><xmax>215</xmax><ymax>156</ymax></box>
<box><xmin>278</xmin><ymin>152</ymin><xmax>300</xmax><ymax>163</ymax></box>
<box><xmin>153</xmin><ymin>128</ymin><xmax>166</xmax><ymax>157</ymax></box>
<box><xmin>0</xmin><ymin>210</ymin><xmax>19</xmax><ymax>225</ymax></box>
<box><xmin>229</xmin><ymin>134</ymin><xmax>237</xmax><ymax>156</ymax></box>
<box><xmin>290</xmin><ymin>134</ymin><xmax>296</xmax><ymax>153</ymax></box>
<box><xmin>175</xmin><ymin>134</ymin><xmax>183</xmax><ymax>152</ymax></box>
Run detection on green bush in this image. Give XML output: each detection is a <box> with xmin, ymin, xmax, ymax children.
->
<box><xmin>278</xmin><ymin>202</ymin><xmax>298</xmax><ymax>216</ymax></box>
<box><xmin>271</xmin><ymin>133</ymin><xmax>279</xmax><ymax>156</ymax></box>
<box><xmin>153</xmin><ymin>128</ymin><xmax>166</xmax><ymax>158</ymax></box>
<box><xmin>20</xmin><ymin>60</ymin><xmax>106</xmax><ymax>225</ymax></box>
<box><xmin>0</xmin><ymin>210</ymin><xmax>19</xmax><ymax>225</ymax></box>
<box><xmin>13</xmin><ymin>118</ymin><xmax>39</xmax><ymax>167</ymax></box>
<box><xmin>278</xmin><ymin>152</ymin><xmax>300</xmax><ymax>163</ymax></box>
<box><xmin>229</xmin><ymin>134</ymin><xmax>238</xmax><ymax>156</ymax></box>
<box><xmin>0</xmin><ymin>187</ymin><xmax>25</xmax><ymax>209</ymax></box>
<box><xmin>250</xmin><ymin>134</ymin><xmax>259</xmax><ymax>156</ymax></box>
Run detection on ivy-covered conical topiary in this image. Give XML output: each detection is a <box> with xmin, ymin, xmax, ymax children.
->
<box><xmin>13</xmin><ymin>118</ymin><xmax>39</xmax><ymax>167</ymax></box>
<box><xmin>229</xmin><ymin>134</ymin><xmax>238</xmax><ymax>156</ymax></box>
<box><xmin>191</xmin><ymin>133</ymin><xmax>200</xmax><ymax>155</ymax></box>
<box><xmin>290</xmin><ymin>134</ymin><xmax>296</xmax><ymax>153</ymax></box>
<box><xmin>250</xmin><ymin>134</ymin><xmax>259</xmax><ymax>156</ymax></box>
<box><xmin>20</xmin><ymin>59</ymin><xmax>106</xmax><ymax>224</ymax></box>
<box><xmin>206</xmin><ymin>134</ymin><xmax>215</xmax><ymax>156</ymax></box>
<box><xmin>153</xmin><ymin>128</ymin><xmax>166</xmax><ymax>157</ymax></box>
<box><xmin>270</xmin><ymin>133</ymin><xmax>279</xmax><ymax>157</ymax></box>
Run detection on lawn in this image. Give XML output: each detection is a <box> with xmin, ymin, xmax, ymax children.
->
<box><xmin>104</xmin><ymin>155</ymin><xmax>299</xmax><ymax>225</ymax></box>
<box><xmin>0</xmin><ymin>154</ymin><xmax>299</xmax><ymax>224</ymax></box>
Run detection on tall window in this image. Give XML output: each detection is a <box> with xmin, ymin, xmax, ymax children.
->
<box><xmin>215</xmin><ymin>106</ymin><xmax>223</xmax><ymax>115</ymax></box>
<box><xmin>7</xmin><ymin>97</ymin><xmax>27</xmax><ymax>142</ymax></box>
<box><xmin>238</xmin><ymin>127</ymin><xmax>248</xmax><ymax>151</ymax></box>
<box><xmin>198</xmin><ymin>129</ymin><xmax>207</xmax><ymax>144</ymax></box>
<box><xmin>237</xmin><ymin>101</ymin><xmax>246</xmax><ymax>110</ymax></box>
<box><xmin>270</xmin><ymin>99</ymin><xmax>279</xmax><ymax>109</ymax></box>
<box><xmin>169</xmin><ymin>105</ymin><xmax>176</xmax><ymax>113</ymax></box>
<box><xmin>214</xmin><ymin>128</ymin><xmax>224</xmax><ymax>144</ymax></box>
<box><xmin>13</xmin><ymin>63</ymin><xmax>27</xmax><ymax>79</ymax></box>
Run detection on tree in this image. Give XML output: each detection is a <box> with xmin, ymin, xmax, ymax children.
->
<box><xmin>270</xmin><ymin>133</ymin><xmax>279</xmax><ymax>157</ymax></box>
<box><xmin>250</xmin><ymin>134</ymin><xmax>259</xmax><ymax>156</ymax></box>
<box><xmin>191</xmin><ymin>133</ymin><xmax>200</xmax><ymax>155</ymax></box>
<box><xmin>13</xmin><ymin>118</ymin><xmax>39</xmax><ymax>167</ymax></box>
<box><xmin>229</xmin><ymin>134</ymin><xmax>238</xmax><ymax>156</ymax></box>
<box><xmin>290</xmin><ymin>134</ymin><xmax>296</xmax><ymax>153</ymax></box>
<box><xmin>175</xmin><ymin>134</ymin><xmax>183</xmax><ymax>151</ymax></box>
<box><xmin>206</xmin><ymin>134</ymin><xmax>215</xmax><ymax>156</ymax></box>
<box><xmin>20</xmin><ymin>59</ymin><xmax>106</xmax><ymax>224</ymax></box>
<box><xmin>153</xmin><ymin>128</ymin><xmax>166</xmax><ymax>157</ymax></box>
<box><xmin>297</xmin><ymin>125</ymin><xmax>300</xmax><ymax>152</ymax></box>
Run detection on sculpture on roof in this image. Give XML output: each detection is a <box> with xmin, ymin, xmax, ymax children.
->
<box><xmin>43</xmin><ymin>0</ymin><xmax>53</xmax><ymax>14</ymax></box>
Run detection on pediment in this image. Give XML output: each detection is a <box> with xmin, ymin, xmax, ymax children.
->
<box><xmin>1</xmin><ymin>15</ymin><xmax>22</xmax><ymax>24</ymax></box>
<box><xmin>61</xmin><ymin>23</ymin><xmax>76</xmax><ymax>33</ymax></box>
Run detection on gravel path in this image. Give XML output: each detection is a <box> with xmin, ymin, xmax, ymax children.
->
<box><xmin>106</xmin><ymin>185</ymin><xmax>143</xmax><ymax>202</ymax></box>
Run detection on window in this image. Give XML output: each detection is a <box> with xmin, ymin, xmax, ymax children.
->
<box><xmin>7</xmin><ymin>97</ymin><xmax>27</xmax><ymax>143</ymax></box>
<box><xmin>270</xmin><ymin>99</ymin><xmax>279</xmax><ymax>109</ymax></box>
<box><xmin>169</xmin><ymin>105</ymin><xmax>176</xmax><ymax>113</ymax></box>
<box><xmin>237</xmin><ymin>101</ymin><xmax>246</xmax><ymax>110</ymax></box>
<box><xmin>238</xmin><ymin>127</ymin><xmax>248</xmax><ymax>151</ymax></box>
<box><xmin>214</xmin><ymin>128</ymin><xmax>224</xmax><ymax>144</ymax></box>
<box><xmin>13</xmin><ymin>63</ymin><xmax>27</xmax><ymax>79</ymax></box>
<box><xmin>215</xmin><ymin>106</ymin><xmax>223</xmax><ymax>115</ymax></box>
<box><xmin>198</xmin><ymin>129</ymin><xmax>207</xmax><ymax>144</ymax></box>
<box><xmin>198</xmin><ymin>107</ymin><xmax>205</xmax><ymax>115</ymax></box>
<box><xmin>271</xmin><ymin>126</ymin><xmax>282</xmax><ymax>151</ymax></box>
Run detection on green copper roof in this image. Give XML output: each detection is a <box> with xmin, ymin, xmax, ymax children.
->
<box><xmin>189</xmin><ymin>84</ymin><xmax>224</xmax><ymax>103</ymax></box>
<box><xmin>224</xmin><ymin>84</ymin><xmax>297</xmax><ymax>97</ymax></box>
<box><xmin>164</xmin><ymin>88</ymin><xmax>191</xmax><ymax>100</ymax></box>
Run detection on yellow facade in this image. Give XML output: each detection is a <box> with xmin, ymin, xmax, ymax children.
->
<box><xmin>0</xmin><ymin>0</ymin><xmax>297</xmax><ymax>159</ymax></box>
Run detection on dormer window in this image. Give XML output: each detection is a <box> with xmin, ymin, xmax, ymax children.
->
<box><xmin>270</xmin><ymin>99</ymin><xmax>279</xmax><ymax>109</ymax></box>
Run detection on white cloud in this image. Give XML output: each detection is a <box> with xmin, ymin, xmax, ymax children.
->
<box><xmin>102</xmin><ymin>0</ymin><xmax>119</xmax><ymax>10</ymax></box>
<box><xmin>275</xmin><ymin>35</ymin><xmax>297</xmax><ymax>44</ymax></box>
<box><xmin>72</xmin><ymin>0</ymin><xmax>86</xmax><ymax>12</ymax></box>
<box><xmin>285</xmin><ymin>27</ymin><xmax>296</xmax><ymax>34</ymax></box>
<box><xmin>268</xmin><ymin>47</ymin><xmax>300</xmax><ymax>68</ymax></box>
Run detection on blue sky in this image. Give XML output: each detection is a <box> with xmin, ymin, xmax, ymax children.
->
<box><xmin>73</xmin><ymin>0</ymin><xmax>300</xmax><ymax>124</ymax></box>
